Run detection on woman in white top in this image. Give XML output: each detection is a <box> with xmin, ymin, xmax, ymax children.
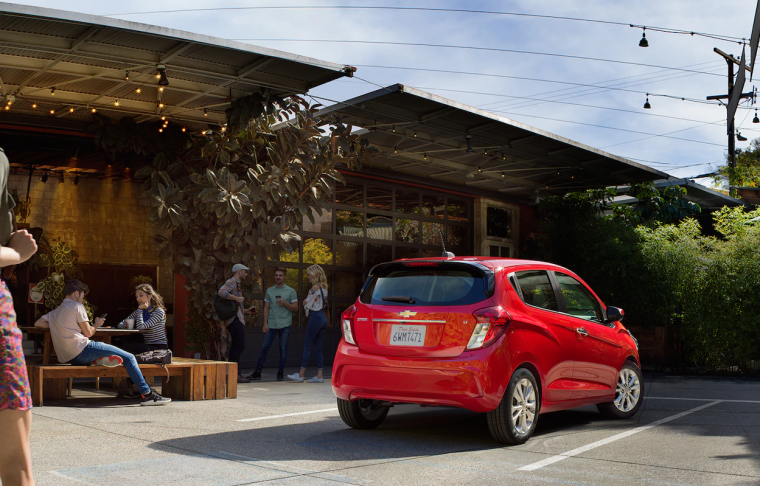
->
<box><xmin>288</xmin><ymin>264</ymin><xmax>329</xmax><ymax>383</ymax></box>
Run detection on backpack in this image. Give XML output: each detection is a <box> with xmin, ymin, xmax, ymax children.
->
<box><xmin>214</xmin><ymin>294</ymin><xmax>238</xmax><ymax>321</ymax></box>
<box><xmin>134</xmin><ymin>349</ymin><xmax>173</xmax><ymax>381</ymax></box>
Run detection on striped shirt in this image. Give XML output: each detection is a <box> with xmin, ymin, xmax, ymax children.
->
<box><xmin>124</xmin><ymin>307</ymin><xmax>167</xmax><ymax>345</ymax></box>
<box><xmin>218</xmin><ymin>277</ymin><xmax>244</xmax><ymax>325</ymax></box>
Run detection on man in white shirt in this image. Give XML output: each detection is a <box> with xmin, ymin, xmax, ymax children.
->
<box><xmin>34</xmin><ymin>279</ymin><xmax>170</xmax><ymax>406</ymax></box>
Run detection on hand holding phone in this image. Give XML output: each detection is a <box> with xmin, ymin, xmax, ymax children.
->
<box><xmin>100</xmin><ymin>313</ymin><xmax>108</xmax><ymax>318</ymax></box>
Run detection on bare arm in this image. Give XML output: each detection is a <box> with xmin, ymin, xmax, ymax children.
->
<box><xmin>76</xmin><ymin>317</ymin><xmax>105</xmax><ymax>338</ymax></box>
<box><xmin>263</xmin><ymin>302</ymin><xmax>270</xmax><ymax>327</ymax></box>
<box><xmin>34</xmin><ymin>316</ymin><xmax>49</xmax><ymax>329</ymax></box>
<box><xmin>284</xmin><ymin>301</ymin><xmax>299</xmax><ymax>312</ymax></box>
<box><xmin>0</xmin><ymin>230</ymin><xmax>38</xmax><ymax>267</ymax></box>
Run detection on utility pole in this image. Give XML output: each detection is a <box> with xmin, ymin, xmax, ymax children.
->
<box><xmin>706</xmin><ymin>48</ymin><xmax>753</xmax><ymax>195</ymax></box>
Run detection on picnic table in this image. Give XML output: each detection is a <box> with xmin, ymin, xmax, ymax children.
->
<box><xmin>19</xmin><ymin>327</ymin><xmax>147</xmax><ymax>364</ymax></box>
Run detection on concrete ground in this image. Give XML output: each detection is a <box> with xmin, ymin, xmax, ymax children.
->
<box><xmin>25</xmin><ymin>370</ymin><xmax>760</xmax><ymax>486</ymax></box>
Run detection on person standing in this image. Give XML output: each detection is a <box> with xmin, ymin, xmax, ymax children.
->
<box><xmin>288</xmin><ymin>264</ymin><xmax>329</xmax><ymax>383</ymax></box>
<box><xmin>34</xmin><ymin>280</ymin><xmax>171</xmax><ymax>406</ymax></box>
<box><xmin>117</xmin><ymin>284</ymin><xmax>168</xmax><ymax>354</ymax></box>
<box><xmin>252</xmin><ymin>267</ymin><xmax>298</xmax><ymax>381</ymax></box>
<box><xmin>0</xmin><ymin>147</ymin><xmax>38</xmax><ymax>486</ymax></box>
<box><xmin>218</xmin><ymin>263</ymin><xmax>256</xmax><ymax>383</ymax></box>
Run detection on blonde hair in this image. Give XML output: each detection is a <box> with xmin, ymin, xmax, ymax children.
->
<box><xmin>135</xmin><ymin>283</ymin><xmax>166</xmax><ymax>310</ymax></box>
<box><xmin>306</xmin><ymin>264</ymin><xmax>328</xmax><ymax>289</ymax></box>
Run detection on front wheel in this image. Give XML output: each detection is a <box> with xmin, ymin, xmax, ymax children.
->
<box><xmin>597</xmin><ymin>361</ymin><xmax>644</xmax><ymax>419</ymax></box>
<box><xmin>486</xmin><ymin>368</ymin><xmax>540</xmax><ymax>445</ymax></box>
<box><xmin>337</xmin><ymin>398</ymin><xmax>390</xmax><ymax>429</ymax></box>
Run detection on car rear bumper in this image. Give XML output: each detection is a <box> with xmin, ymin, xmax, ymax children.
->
<box><xmin>331</xmin><ymin>339</ymin><xmax>511</xmax><ymax>413</ymax></box>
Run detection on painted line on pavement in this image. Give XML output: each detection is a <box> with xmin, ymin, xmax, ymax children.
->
<box><xmin>237</xmin><ymin>408</ymin><xmax>338</xmax><ymax>422</ymax></box>
<box><xmin>517</xmin><ymin>400</ymin><xmax>722</xmax><ymax>472</ymax></box>
<box><xmin>48</xmin><ymin>470</ymin><xmax>97</xmax><ymax>485</ymax></box>
<box><xmin>647</xmin><ymin>396</ymin><xmax>760</xmax><ymax>403</ymax></box>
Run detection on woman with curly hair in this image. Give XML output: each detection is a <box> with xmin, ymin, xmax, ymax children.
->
<box><xmin>288</xmin><ymin>264</ymin><xmax>329</xmax><ymax>383</ymax></box>
<box><xmin>117</xmin><ymin>284</ymin><xmax>168</xmax><ymax>354</ymax></box>
<box><xmin>0</xmin><ymin>147</ymin><xmax>38</xmax><ymax>486</ymax></box>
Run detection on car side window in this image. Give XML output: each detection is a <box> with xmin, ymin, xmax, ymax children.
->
<box><xmin>554</xmin><ymin>272</ymin><xmax>604</xmax><ymax>323</ymax></box>
<box><xmin>514</xmin><ymin>270</ymin><xmax>558</xmax><ymax>311</ymax></box>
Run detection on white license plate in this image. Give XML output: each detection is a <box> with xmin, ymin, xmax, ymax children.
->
<box><xmin>390</xmin><ymin>324</ymin><xmax>426</xmax><ymax>347</ymax></box>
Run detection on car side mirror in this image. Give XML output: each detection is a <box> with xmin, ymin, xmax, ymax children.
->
<box><xmin>605</xmin><ymin>306</ymin><xmax>624</xmax><ymax>324</ymax></box>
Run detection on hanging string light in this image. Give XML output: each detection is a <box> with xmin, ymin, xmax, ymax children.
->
<box><xmin>136</xmin><ymin>87</ymin><xmax>142</xmax><ymax>94</ymax></box>
<box><xmin>181</xmin><ymin>127</ymin><xmax>186</xmax><ymax>132</ymax></box>
<box><xmin>50</xmin><ymin>87</ymin><xmax>56</xmax><ymax>96</ymax></box>
<box><xmin>31</xmin><ymin>103</ymin><xmax>37</xmax><ymax>109</ymax></box>
<box><xmin>125</xmin><ymin>71</ymin><xmax>130</xmax><ymax>81</ymax></box>
<box><xmin>49</xmin><ymin>109</ymin><xmax>55</xmax><ymax>115</ymax></box>
<box><xmin>91</xmin><ymin>107</ymin><xmax>97</xmax><ymax>113</ymax></box>
<box><xmin>423</xmin><ymin>153</ymin><xmax>427</xmax><ymax>160</ymax></box>
<box><xmin>203</xmin><ymin>109</ymin><xmax>208</xmax><ymax>117</ymax></box>
<box><xmin>69</xmin><ymin>107</ymin><xmax>75</xmax><ymax>113</ymax></box>
<box><xmin>754</xmin><ymin>109</ymin><xmax>759</xmax><ymax>123</ymax></box>
<box><xmin>639</xmin><ymin>27</ymin><xmax>649</xmax><ymax>47</ymax></box>
<box><xmin>114</xmin><ymin>100</ymin><xmax>120</xmax><ymax>107</ymax></box>
<box><xmin>643</xmin><ymin>93</ymin><xmax>651</xmax><ymax>109</ymax></box>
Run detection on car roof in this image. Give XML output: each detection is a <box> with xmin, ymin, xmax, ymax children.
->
<box><xmin>394</xmin><ymin>256</ymin><xmax>573</xmax><ymax>273</ymax></box>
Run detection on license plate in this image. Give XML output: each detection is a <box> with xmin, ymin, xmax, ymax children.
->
<box><xmin>390</xmin><ymin>324</ymin><xmax>426</xmax><ymax>347</ymax></box>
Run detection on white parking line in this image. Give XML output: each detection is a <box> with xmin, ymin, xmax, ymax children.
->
<box><xmin>518</xmin><ymin>400</ymin><xmax>722</xmax><ymax>472</ymax></box>
<box><xmin>237</xmin><ymin>408</ymin><xmax>338</xmax><ymax>422</ymax></box>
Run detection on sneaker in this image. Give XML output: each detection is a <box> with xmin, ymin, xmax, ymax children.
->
<box><xmin>307</xmin><ymin>376</ymin><xmax>324</xmax><ymax>383</ymax></box>
<box><xmin>118</xmin><ymin>388</ymin><xmax>139</xmax><ymax>399</ymax></box>
<box><xmin>238</xmin><ymin>375</ymin><xmax>251</xmax><ymax>383</ymax></box>
<box><xmin>140</xmin><ymin>389</ymin><xmax>171</xmax><ymax>406</ymax></box>
<box><xmin>93</xmin><ymin>356</ymin><xmax>123</xmax><ymax>367</ymax></box>
<box><xmin>287</xmin><ymin>373</ymin><xmax>304</xmax><ymax>382</ymax></box>
<box><xmin>277</xmin><ymin>370</ymin><xmax>284</xmax><ymax>381</ymax></box>
<box><xmin>251</xmin><ymin>370</ymin><xmax>262</xmax><ymax>381</ymax></box>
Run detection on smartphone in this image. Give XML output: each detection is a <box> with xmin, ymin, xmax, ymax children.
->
<box><xmin>100</xmin><ymin>313</ymin><xmax>107</xmax><ymax>318</ymax></box>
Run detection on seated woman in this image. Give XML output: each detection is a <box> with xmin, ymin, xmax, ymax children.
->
<box><xmin>117</xmin><ymin>284</ymin><xmax>168</xmax><ymax>354</ymax></box>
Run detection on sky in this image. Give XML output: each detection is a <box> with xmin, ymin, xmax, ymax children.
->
<box><xmin>10</xmin><ymin>0</ymin><xmax>760</xmax><ymax>187</ymax></box>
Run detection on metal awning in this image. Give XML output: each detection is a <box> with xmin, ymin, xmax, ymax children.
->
<box><xmin>318</xmin><ymin>84</ymin><xmax>668</xmax><ymax>199</ymax></box>
<box><xmin>0</xmin><ymin>2</ymin><xmax>353</xmax><ymax>128</ymax></box>
<box><xmin>615</xmin><ymin>178</ymin><xmax>744</xmax><ymax>209</ymax></box>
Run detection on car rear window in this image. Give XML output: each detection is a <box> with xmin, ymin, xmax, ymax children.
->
<box><xmin>360</xmin><ymin>267</ymin><xmax>489</xmax><ymax>306</ymax></box>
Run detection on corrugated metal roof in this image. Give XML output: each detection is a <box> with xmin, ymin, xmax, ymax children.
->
<box><xmin>0</xmin><ymin>2</ymin><xmax>353</xmax><ymax>129</ymax></box>
<box><xmin>318</xmin><ymin>84</ymin><xmax>669</xmax><ymax>200</ymax></box>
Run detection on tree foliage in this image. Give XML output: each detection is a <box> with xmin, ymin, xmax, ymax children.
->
<box><xmin>713</xmin><ymin>138</ymin><xmax>760</xmax><ymax>193</ymax></box>
<box><xmin>89</xmin><ymin>95</ymin><xmax>372</xmax><ymax>357</ymax></box>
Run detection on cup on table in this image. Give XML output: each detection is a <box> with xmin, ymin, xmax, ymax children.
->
<box><xmin>125</xmin><ymin>319</ymin><xmax>135</xmax><ymax>330</ymax></box>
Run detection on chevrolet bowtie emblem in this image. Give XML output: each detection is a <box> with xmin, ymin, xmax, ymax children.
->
<box><xmin>398</xmin><ymin>310</ymin><xmax>417</xmax><ymax>318</ymax></box>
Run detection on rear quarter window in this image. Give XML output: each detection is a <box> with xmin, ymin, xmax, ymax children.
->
<box><xmin>360</xmin><ymin>268</ymin><xmax>489</xmax><ymax>306</ymax></box>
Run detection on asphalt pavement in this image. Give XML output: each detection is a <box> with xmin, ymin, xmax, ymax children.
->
<box><xmin>26</xmin><ymin>370</ymin><xmax>760</xmax><ymax>485</ymax></box>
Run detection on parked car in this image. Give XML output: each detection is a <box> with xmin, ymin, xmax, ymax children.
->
<box><xmin>332</xmin><ymin>257</ymin><xmax>642</xmax><ymax>444</ymax></box>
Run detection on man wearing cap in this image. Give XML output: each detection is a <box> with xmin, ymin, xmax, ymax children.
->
<box><xmin>218</xmin><ymin>263</ymin><xmax>256</xmax><ymax>383</ymax></box>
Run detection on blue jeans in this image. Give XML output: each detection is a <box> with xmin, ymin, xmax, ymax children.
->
<box><xmin>256</xmin><ymin>326</ymin><xmax>291</xmax><ymax>371</ymax></box>
<box><xmin>301</xmin><ymin>310</ymin><xmax>327</xmax><ymax>370</ymax></box>
<box><xmin>70</xmin><ymin>341</ymin><xmax>151</xmax><ymax>395</ymax></box>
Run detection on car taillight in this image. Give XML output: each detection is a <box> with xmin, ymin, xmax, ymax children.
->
<box><xmin>466</xmin><ymin>306</ymin><xmax>511</xmax><ymax>350</ymax></box>
<box><xmin>341</xmin><ymin>305</ymin><xmax>357</xmax><ymax>345</ymax></box>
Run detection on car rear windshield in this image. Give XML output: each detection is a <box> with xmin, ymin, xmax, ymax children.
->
<box><xmin>360</xmin><ymin>266</ymin><xmax>490</xmax><ymax>306</ymax></box>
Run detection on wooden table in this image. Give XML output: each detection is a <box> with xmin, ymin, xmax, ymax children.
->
<box><xmin>19</xmin><ymin>327</ymin><xmax>147</xmax><ymax>364</ymax></box>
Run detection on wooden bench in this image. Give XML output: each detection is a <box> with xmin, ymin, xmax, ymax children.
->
<box><xmin>27</xmin><ymin>358</ymin><xmax>237</xmax><ymax>406</ymax></box>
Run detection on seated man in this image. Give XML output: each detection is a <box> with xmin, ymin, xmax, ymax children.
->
<box><xmin>34</xmin><ymin>279</ymin><xmax>170</xmax><ymax>406</ymax></box>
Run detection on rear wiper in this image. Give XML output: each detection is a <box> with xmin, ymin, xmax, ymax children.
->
<box><xmin>381</xmin><ymin>296</ymin><xmax>416</xmax><ymax>304</ymax></box>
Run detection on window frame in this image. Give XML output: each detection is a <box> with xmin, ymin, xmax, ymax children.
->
<box><xmin>509</xmin><ymin>269</ymin><xmax>561</xmax><ymax>314</ymax></box>
<box><xmin>550</xmin><ymin>271</ymin><xmax>610</xmax><ymax>326</ymax></box>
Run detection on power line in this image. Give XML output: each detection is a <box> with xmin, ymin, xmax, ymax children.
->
<box><xmin>102</xmin><ymin>5</ymin><xmax>746</xmax><ymax>43</ymax></box>
<box><xmin>238</xmin><ymin>38</ymin><xmax>726</xmax><ymax>77</ymax></box>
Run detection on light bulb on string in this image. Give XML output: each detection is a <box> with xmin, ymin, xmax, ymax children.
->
<box><xmin>643</xmin><ymin>94</ymin><xmax>651</xmax><ymax>109</ymax></box>
<box><xmin>423</xmin><ymin>153</ymin><xmax>427</xmax><ymax>160</ymax></box>
<box><xmin>203</xmin><ymin>109</ymin><xmax>208</xmax><ymax>117</ymax></box>
<box><xmin>639</xmin><ymin>28</ymin><xmax>649</xmax><ymax>47</ymax></box>
<box><xmin>49</xmin><ymin>109</ymin><xmax>55</xmax><ymax>115</ymax></box>
<box><xmin>159</xmin><ymin>86</ymin><xmax>164</xmax><ymax>92</ymax></box>
<box><xmin>114</xmin><ymin>100</ymin><xmax>120</xmax><ymax>107</ymax></box>
<box><xmin>159</xmin><ymin>103</ymin><xmax>164</xmax><ymax>109</ymax></box>
<box><xmin>91</xmin><ymin>107</ymin><xmax>97</xmax><ymax>113</ymax></box>
<box><xmin>181</xmin><ymin>127</ymin><xmax>186</xmax><ymax>132</ymax></box>
<box><xmin>136</xmin><ymin>88</ymin><xmax>141</xmax><ymax>94</ymax></box>
<box><xmin>161</xmin><ymin>115</ymin><xmax>166</xmax><ymax>120</ymax></box>
<box><xmin>51</xmin><ymin>87</ymin><xmax>55</xmax><ymax>96</ymax></box>
<box><xmin>125</xmin><ymin>71</ymin><xmax>130</xmax><ymax>81</ymax></box>
<box><xmin>69</xmin><ymin>107</ymin><xmax>74</xmax><ymax>113</ymax></box>
<box><xmin>754</xmin><ymin>109</ymin><xmax>759</xmax><ymax>123</ymax></box>
<box><xmin>31</xmin><ymin>103</ymin><xmax>37</xmax><ymax>109</ymax></box>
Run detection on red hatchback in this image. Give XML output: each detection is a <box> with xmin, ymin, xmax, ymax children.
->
<box><xmin>332</xmin><ymin>257</ymin><xmax>643</xmax><ymax>444</ymax></box>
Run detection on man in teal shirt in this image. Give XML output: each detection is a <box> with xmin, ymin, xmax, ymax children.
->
<box><xmin>252</xmin><ymin>267</ymin><xmax>298</xmax><ymax>381</ymax></box>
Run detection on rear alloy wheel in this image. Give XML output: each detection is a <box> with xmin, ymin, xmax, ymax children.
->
<box><xmin>337</xmin><ymin>398</ymin><xmax>390</xmax><ymax>429</ymax></box>
<box><xmin>597</xmin><ymin>362</ymin><xmax>644</xmax><ymax>419</ymax></box>
<box><xmin>487</xmin><ymin>368</ymin><xmax>539</xmax><ymax>445</ymax></box>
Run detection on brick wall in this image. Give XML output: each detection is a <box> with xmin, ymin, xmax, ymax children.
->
<box><xmin>8</xmin><ymin>174</ymin><xmax>174</xmax><ymax>308</ymax></box>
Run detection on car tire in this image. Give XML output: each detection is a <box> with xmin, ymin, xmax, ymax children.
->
<box><xmin>337</xmin><ymin>398</ymin><xmax>390</xmax><ymax>429</ymax></box>
<box><xmin>487</xmin><ymin>368</ymin><xmax>540</xmax><ymax>445</ymax></box>
<box><xmin>597</xmin><ymin>361</ymin><xmax>644</xmax><ymax>419</ymax></box>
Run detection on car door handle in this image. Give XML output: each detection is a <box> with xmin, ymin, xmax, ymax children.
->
<box><xmin>576</xmin><ymin>327</ymin><xmax>588</xmax><ymax>337</ymax></box>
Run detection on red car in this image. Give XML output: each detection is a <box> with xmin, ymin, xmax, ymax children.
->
<box><xmin>332</xmin><ymin>257</ymin><xmax>643</xmax><ymax>444</ymax></box>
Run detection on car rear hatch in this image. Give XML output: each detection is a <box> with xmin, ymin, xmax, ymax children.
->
<box><xmin>353</xmin><ymin>260</ymin><xmax>495</xmax><ymax>358</ymax></box>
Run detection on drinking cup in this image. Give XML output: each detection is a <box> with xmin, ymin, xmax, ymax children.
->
<box><xmin>125</xmin><ymin>318</ymin><xmax>135</xmax><ymax>330</ymax></box>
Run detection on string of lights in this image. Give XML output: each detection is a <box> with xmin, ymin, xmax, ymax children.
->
<box><xmin>102</xmin><ymin>5</ymin><xmax>747</xmax><ymax>44</ymax></box>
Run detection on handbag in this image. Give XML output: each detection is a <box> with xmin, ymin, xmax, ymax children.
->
<box><xmin>214</xmin><ymin>294</ymin><xmax>238</xmax><ymax>321</ymax></box>
<box><xmin>134</xmin><ymin>349</ymin><xmax>173</xmax><ymax>381</ymax></box>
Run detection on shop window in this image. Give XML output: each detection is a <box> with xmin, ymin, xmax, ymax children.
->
<box><xmin>422</xmin><ymin>222</ymin><xmax>445</xmax><ymax>246</ymax></box>
<box><xmin>303</xmin><ymin>238</ymin><xmax>333</xmax><ymax>265</ymax></box>
<box><xmin>395</xmin><ymin>218</ymin><xmax>419</xmax><ymax>243</ymax></box>
<box><xmin>489</xmin><ymin>245</ymin><xmax>511</xmax><ymax>258</ymax></box>
<box><xmin>487</xmin><ymin>206</ymin><xmax>513</xmax><ymax>239</ymax></box>
<box><xmin>366</xmin><ymin>186</ymin><xmax>393</xmax><ymax>211</ymax></box>
<box><xmin>278</xmin><ymin>241</ymin><xmax>301</xmax><ymax>264</ymax></box>
<box><xmin>337</xmin><ymin>210</ymin><xmax>364</xmax><ymax>237</ymax></box>
<box><xmin>334</xmin><ymin>272</ymin><xmax>363</xmax><ymax>299</ymax></box>
<box><xmin>336</xmin><ymin>240</ymin><xmax>363</xmax><ymax>267</ymax></box>
<box><xmin>447</xmin><ymin>199</ymin><xmax>468</xmax><ymax>222</ymax></box>
<box><xmin>302</xmin><ymin>208</ymin><xmax>333</xmax><ymax>234</ymax></box>
<box><xmin>367</xmin><ymin>243</ymin><xmax>392</xmax><ymax>268</ymax></box>
<box><xmin>395</xmin><ymin>246</ymin><xmax>420</xmax><ymax>260</ymax></box>
<box><xmin>366</xmin><ymin>214</ymin><xmax>393</xmax><ymax>241</ymax></box>
<box><xmin>422</xmin><ymin>195</ymin><xmax>446</xmax><ymax>219</ymax></box>
<box><xmin>335</xmin><ymin>182</ymin><xmax>364</xmax><ymax>207</ymax></box>
<box><xmin>422</xmin><ymin>248</ymin><xmax>443</xmax><ymax>258</ymax></box>
<box><xmin>447</xmin><ymin>225</ymin><xmax>467</xmax><ymax>247</ymax></box>
<box><xmin>396</xmin><ymin>190</ymin><xmax>420</xmax><ymax>214</ymax></box>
